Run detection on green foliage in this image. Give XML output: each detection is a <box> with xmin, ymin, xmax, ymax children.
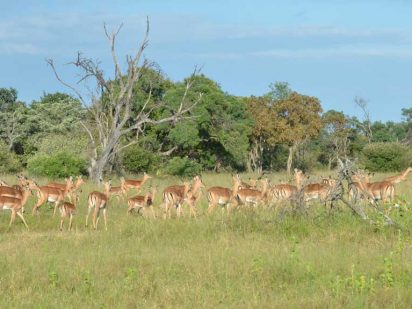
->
<box><xmin>122</xmin><ymin>145</ymin><xmax>161</xmax><ymax>173</ymax></box>
<box><xmin>27</xmin><ymin>151</ymin><xmax>87</xmax><ymax>178</ymax></box>
<box><xmin>163</xmin><ymin>157</ymin><xmax>202</xmax><ymax>177</ymax></box>
<box><xmin>0</xmin><ymin>141</ymin><xmax>22</xmax><ymax>173</ymax></box>
<box><xmin>361</xmin><ymin>142</ymin><xmax>412</xmax><ymax>172</ymax></box>
<box><xmin>30</xmin><ymin>92</ymin><xmax>85</xmax><ymax>135</ymax></box>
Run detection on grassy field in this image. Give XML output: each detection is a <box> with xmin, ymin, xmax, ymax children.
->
<box><xmin>0</xmin><ymin>172</ymin><xmax>412</xmax><ymax>308</ymax></box>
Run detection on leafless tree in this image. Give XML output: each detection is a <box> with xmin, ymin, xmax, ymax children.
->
<box><xmin>355</xmin><ymin>96</ymin><xmax>373</xmax><ymax>143</ymax></box>
<box><xmin>47</xmin><ymin>19</ymin><xmax>202</xmax><ymax>182</ymax></box>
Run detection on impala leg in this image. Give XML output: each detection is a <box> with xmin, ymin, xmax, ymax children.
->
<box><xmin>60</xmin><ymin>211</ymin><xmax>65</xmax><ymax>231</ymax></box>
<box><xmin>85</xmin><ymin>206</ymin><xmax>92</xmax><ymax>227</ymax></box>
<box><xmin>103</xmin><ymin>208</ymin><xmax>108</xmax><ymax>231</ymax></box>
<box><xmin>32</xmin><ymin>197</ymin><xmax>45</xmax><ymax>215</ymax></box>
<box><xmin>207</xmin><ymin>203</ymin><xmax>216</xmax><ymax>214</ymax></box>
<box><xmin>9</xmin><ymin>209</ymin><xmax>16</xmax><ymax>227</ymax></box>
<box><xmin>16</xmin><ymin>211</ymin><xmax>29</xmax><ymax>230</ymax></box>
<box><xmin>93</xmin><ymin>209</ymin><xmax>99</xmax><ymax>230</ymax></box>
<box><xmin>68</xmin><ymin>214</ymin><xmax>73</xmax><ymax>231</ymax></box>
<box><xmin>149</xmin><ymin>206</ymin><xmax>156</xmax><ymax>219</ymax></box>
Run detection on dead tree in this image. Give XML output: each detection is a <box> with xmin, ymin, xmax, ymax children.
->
<box><xmin>47</xmin><ymin>19</ymin><xmax>202</xmax><ymax>182</ymax></box>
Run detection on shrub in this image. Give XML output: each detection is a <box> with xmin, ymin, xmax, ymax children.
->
<box><xmin>27</xmin><ymin>151</ymin><xmax>87</xmax><ymax>178</ymax></box>
<box><xmin>163</xmin><ymin>157</ymin><xmax>202</xmax><ymax>177</ymax></box>
<box><xmin>122</xmin><ymin>146</ymin><xmax>161</xmax><ymax>173</ymax></box>
<box><xmin>361</xmin><ymin>142</ymin><xmax>412</xmax><ymax>172</ymax></box>
<box><xmin>0</xmin><ymin>141</ymin><xmax>22</xmax><ymax>173</ymax></box>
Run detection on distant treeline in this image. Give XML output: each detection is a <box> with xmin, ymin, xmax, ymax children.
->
<box><xmin>1</xmin><ymin>72</ymin><xmax>411</xmax><ymax>178</ymax></box>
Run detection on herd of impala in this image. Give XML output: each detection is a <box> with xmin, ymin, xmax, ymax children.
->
<box><xmin>0</xmin><ymin>167</ymin><xmax>411</xmax><ymax>231</ymax></box>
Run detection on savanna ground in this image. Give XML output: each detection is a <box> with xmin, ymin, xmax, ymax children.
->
<box><xmin>1</xmin><ymin>172</ymin><xmax>412</xmax><ymax>308</ymax></box>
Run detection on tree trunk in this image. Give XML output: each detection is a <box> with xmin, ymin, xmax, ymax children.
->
<box><xmin>287</xmin><ymin>145</ymin><xmax>294</xmax><ymax>175</ymax></box>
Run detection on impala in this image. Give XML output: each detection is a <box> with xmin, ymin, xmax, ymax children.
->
<box><xmin>121</xmin><ymin>172</ymin><xmax>151</xmax><ymax>194</ymax></box>
<box><xmin>86</xmin><ymin>181</ymin><xmax>111</xmax><ymax>230</ymax></box>
<box><xmin>206</xmin><ymin>175</ymin><xmax>242</xmax><ymax>214</ymax></box>
<box><xmin>294</xmin><ymin>169</ymin><xmax>336</xmax><ymax>203</ymax></box>
<box><xmin>58</xmin><ymin>191</ymin><xmax>79</xmax><ymax>231</ymax></box>
<box><xmin>71</xmin><ymin>176</ymin><xmax>85</xmax><ymax>192</ymax></box>
<box><xmin>127</xmin><ymin>187</ymin><xmax>157</xmax><ymax>218</ymax></box>
<box><xmin>0</xmin><ymin>186</ymin><xmax>31</xmax><ymax>229</ymax></box>
<box><xmin>235</xmin><ymin>178</ymin><xmax>270</xmax><ymax>208</ymax></box>
<box><xmin>180</xmin><ymin>176</ymin><xmax>205</xmax><ymax>218</ymax></box>
<box><xmin>109</xmin><ymin>184</ymin><xmax>126</xmax><ymax>201</ymax></box>
<box><xmin>46</xmin><ymin>177</ymin><xmax>74</xmax><ymax>203</ymax></box>
<box><xmin>162</xmin><ymin>176</ymin><xmax>204</xmax><ymax>219</ymax></box>
<box><xmin>384</xmin><ymin>167</ymin><xmax>412</xmax><ymax>185</ymax></box>
<box><xmin>28</xmin><ymin>180</ymin><xmax>64</xmax><ymax>215</ymax></box>
<box><xmin>269</xmin><ymin>183</ymin><xmax>297</xmax><ymax>203</ymax></box>
<box><xmin>350</xmin><ymin>179</ymin><xmax>394</xmax><ymax>204</ymax></box>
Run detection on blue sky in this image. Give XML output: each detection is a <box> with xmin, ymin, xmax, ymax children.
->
<box><xmin>1</xmin><ymin>0</ymin><xmax>411</xmax><ymax>121</ymax></box>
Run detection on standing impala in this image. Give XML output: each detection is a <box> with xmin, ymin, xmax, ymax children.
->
<box><xmin>206</xmin><ymin>175</ymin><xmax>242</xmax><ymax>214</ymax></box>
<box><xmin>384</xmin><ymin>167</ymin><xmax>412</xmax><ymax>185</ymax></box>
<box><xmin>28</xmin><ymin>180</ymin><xmax>64</xmax><ymax>215</ymax></box>
<box><xmin>181</xmin><ymin>176</ymin><xmax>205</xmax><ymax>218</ymax></box>
<box><xmin>121</xmin><ymin>172</ymin><xmax>151</xmax><ymax>194</ymax></box>
<box><xmin>350</xmin><ymin>178</ymin><xmax>394</xmax><ymax>204</ymax></box>
<box><xmin>58</xmin><ymin>191</ymin><xmax>79</xmax><ymax>231</ymax></box>
<box><xmin>86</xmin><ymin>181</ymin><xmax>111</xmax><ymax>230</ymax></box>
<box><xmin>46</xmin><ymin>177</ymin><xmax>74</xmax><ymax>203</ymax></box>
<box><xmin>235</xmin><ymin>178</ymin><xmax>270</xmax><ymax>208</ymax></box>
<box><xmin>162</xmin><ymin>176</ymin><xmax>204</xmax><ymax>218</ymax></box>
<box><xmin>294</xmin><ymin>169</ymin><xmax>336</xmax><ymax>203</ymax></box>
<box><xmin>0</xmin><ymin>186</ymin><xmax>31</xmax><ymax>229</ymax></box>
<box><xmin>127</xmin><ymin>187</ymin><xmax>157</xmax><ymax>218</ymax></box>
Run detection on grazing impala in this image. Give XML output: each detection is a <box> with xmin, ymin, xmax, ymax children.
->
<box><xmin>206</xmin><ymin>175</ymin><xmax>242</xmax><ymax>214</ymax></box>
<box><xmin>235</xmin><ymin>178</ymin><xmax>270</xmax><ymax>208</ymax></box>
<box><xmin>28</xmin><ymin>180</ymin><xmax>64</xmax><ymax>215</ymax></box>
<box><xmin>0</xmin><ymin>186</ymin><xmax>31</xmax><ymax>229</ymax></box>
<box><xmin>127</xmin><ymin>187</ymin><xmax>157</xmax><ymax>218</ymax></box>
<box><xmin>121</xmin><ymin>172</ymin><xmax>152</xmax><ymax>194</ymax></box>
<box><xmin>86</xmin><ymin>181</ymin><xmax>111</xmax><ymax>230</ymax></box>
<box><xmin>58</xmin><ymin>191</ymin><xmax>79</xmax><ymax>231</ymax></box>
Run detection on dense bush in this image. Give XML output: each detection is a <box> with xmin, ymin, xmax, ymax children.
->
<box><xmin>27</xmin><ymin>151</ymin><xmax>87</xmax><ymax>178</ymax></box>
<box><xmin>361</xmin><ymin>142</ymin><xmax>412</xmax><ymax>172</ymax></box>
<box><xmin>163</xmin><ymin>157</ymin><xmax>202</xmax><ymax>177</ymax></box>
<box><xmin>0</xmin><ymin>141</ymin><xmax>22</xmax><ymax>173</ymax></box>
<box><xmin>122</xmin><ymin>146</ymin><xmax>161</xmax><ymax>173</ymax></box>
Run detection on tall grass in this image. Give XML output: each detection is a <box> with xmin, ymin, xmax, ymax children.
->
<box><xmin>0</xmin><ymin>172</ymin><xmax>411</xmax><ymax>307</ymax></box>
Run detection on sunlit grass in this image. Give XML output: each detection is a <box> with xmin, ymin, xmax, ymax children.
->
<box><xmin>0</xmin><ymin>172</ymin><xmax>411</xmax><ymax>307</ymax></box>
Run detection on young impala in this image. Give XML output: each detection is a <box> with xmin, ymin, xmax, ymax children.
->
<box><xmin>58</xmin><ymin>191</ymin><xmax>80</xmax><ymax>231</ymax></box>
<box><xmin>127</xmin><ymin>187</ymin><xmax>157</xmax><ymax>218</ymax></box>
<box><xmin>86</xmin><ymin>181</ymin><xmax>111</xmax><ymax>230</ymax></box>
<box><xmin>206</xmin><ymin>175</ymin><xmax>242</xmax><ymax>214</ymax></box>
<box><xmin>121</xmin><ymin>172</ymin><xmax>151</xmax><ymax>194</ymax></box>
<box><xmin>0</xmin><ymin>186</ymin><xmax>31</xmax><ymax>229</ymax></box>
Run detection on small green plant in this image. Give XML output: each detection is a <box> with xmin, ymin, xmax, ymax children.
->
<box><xmin>48</xmin><ymin>270</ymin><xmax>59</xmax><ymax>287</ymax></box>
<box><xmin>380</xmin><ymin>252</ymin><xmax>394</xmax><ymax>288</ymax></box>
<box><xmin>82</xmin><ymin>271</ymin><xmax>93</xmax><ymax>294</ymax></box>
